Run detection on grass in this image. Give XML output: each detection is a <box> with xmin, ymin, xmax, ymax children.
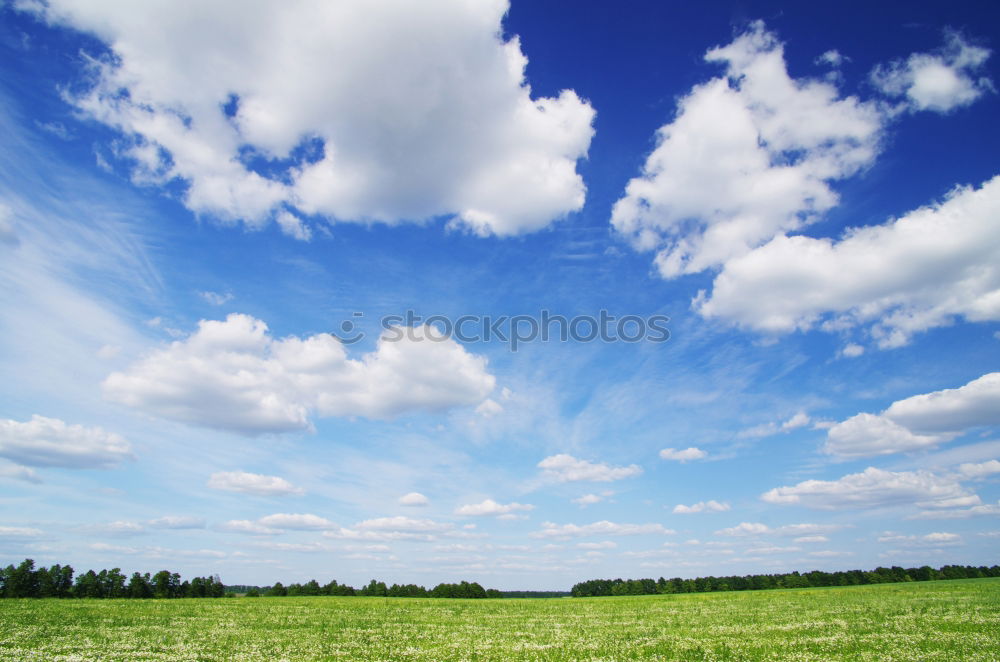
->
<box><xmin>1</xmin><ymin>578</ymin><xmax>998</xmax><ymax>660</ymax></box>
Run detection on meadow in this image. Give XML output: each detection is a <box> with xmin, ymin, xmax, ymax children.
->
<box><xmin>1</xmin><ymin>578</ymin><xmax>998</xmax><ymax>661</ymax></box>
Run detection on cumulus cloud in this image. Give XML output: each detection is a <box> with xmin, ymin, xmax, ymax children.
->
<box><xmin>355</xmin><ymin>516</ymin><xmax>453</xmax><ymax>533</ymax></box>
<box><xmin>761</xmin><ymin>467</ymin><xmax>975</xmax><ymax>510</ymax></box>
<box><xmin>454</xmin><ymin>499</ymin><xmax>534</xmax><ymax>517</ymax></box>
<box><xmin>611</xmin><ymin>21</ymin><xmax>881</xmax><ymax>279</ymax></box>
<box><xmin>572</xmin><ymin>493</ymin><xmax>607</xmax><ymax>507</ymax></box>
<box><xmin>824</xmin><ymin>413</ymin><xmax>954</xmax><ymax>457</ymax></box>
<box><xmin>872</xmin><ymin>31</ymin><xmax>992</xmax><ymax>113</ymax></box>
<box><xmin>531</xmin><ymin>520</ymin><xmax>674</xmax><ymax>539</ymax></box>
<box><xmin>739</xmin><ymin>412</ymin><xmax>810</xmax><ymax>438</ymax></box>
<box><xmin>20</xmin><ymin>0</ymin><xmax>594</xmax><ymax>237</ymax></box>
<box><xmin>816</xmin><ymin>50</ymin><xmax>847</xmax><ymax>68</ymax></box>
<box><xmin>0</xmin><ymin>526</ymin><xmax>44</xmax><ymax>538</ymax></box>
<box><xmin>207</xmin><ymin>470</ymin><xmax>305</xmax><ymax>496</ymax></box>
<box><xmin>697</xmin><ymin>175</ymin><xmax>1000</xmax><ymax>348</ymax></box>
<box><xmin>957</xmin><ymin>460</ymin><xmax>1000</xmax><ymax>480</ymax></box>
<box><xmin>746</xmin><ymin>545</ymin><xmax>801</xmax><ymax>554</ymax></box>
<box><xmin>0</xmin><ymin>462</ymin><xmax>41</xmax><ymax>484</ymax></box>
<box><xmin>658</xmin><ymin>447</ymin><xmax>707</xmax><ymax>462</ymax></box>
<box><xmin>715</xmin><ymin>522</ymin><xmax>770</xmax><ymax>536</ymax></box>
<box><xmin>823</xmin><ymin>372</ymin><xmax>1000</xmax><ymax>457</ymax></box>
<box><xmin>258</xmin><ymin>513</ymin><xmax>336</xmax><ymax>530</ymax></box>
<box><xmin>218</xmin><ymin>519</ymin><xmax>280</xmax><ymax>536</ymax></box>
<box><xmin>909</xmin><ymin>500</ymin><xmax>1000</xmax><ymax>520</ymax></box>
<box><xmin>715</xmin><ymin>522</ymin><xmax>843</xmax><ymax>536</ymax></box>
<box><xmin>537</xmin><ymin>454</ymin><xmax>642</xmax><ymax>482</ymax></box>
<box><xmin>877</xmin><ymin>531</ymin><xmax>962</xmax><ymax>545</ymax></box>
<box><xmin>0</xmin><ymin>415</ymin><xmax>133</xmax><ymax>469</ymax></box>
<box><xmin>103</xmin><ymin>314</ymin><xmax>496</xmax><ymax>434</ymax></box>
<box><xmin>673</xmin><ymin>500</ymin><xmax>730</xmax><ymax>514</ymax></box>
<box><xmin>882</xmin><ymin>372</ymin><xmax>1000</xmax><ymax>434</ymax></box>
<box><xmin>793</xmin><ymin>535</ymin><xmax>829</xmax><ymax>543</ymax></box>
<box><xmin>147</xmin><ymin>516</ymin><xmax>206</xmax><ymax>530</ymax></box>
<box><xmin>398</xmin><ymin>492</ymin><xmax>430</xmax><ymax>507</ymax></box>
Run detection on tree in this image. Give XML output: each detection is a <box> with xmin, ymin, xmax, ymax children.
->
<box><xmin>7</xmin><ymin>559</ymin><xmax>40</xmax><ymax>598</ymax></box>
<box><xmin>152</xmin><ymin>570</ymin><xmax>178</xmax><ymax>599</ymax></box>
<box><xmin>128</xmin><ymin>572</ymin><xmax>153</xmax><ymax>599</ymax></box>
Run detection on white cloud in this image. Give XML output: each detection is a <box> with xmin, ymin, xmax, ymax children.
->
<box><xmin>612</xmin><ymin>21</ymin><xmax>881</xmax><ymax>278</ymax></box>
<box><xmin>275</xmin><ymin>210</ymin><xmax>311</xmax><ymax>242</ymax></box>
<box><xmin>957</xmin><ymin>460</ymin><xmax>1000</xmax><ymax>480</ymax></box>
<box><xmin>147</xmin><ymin>516</ymin><xmax>206</xmax><ymax>530</ymax></box>
<box><xmin>715</xmin><ymin>522</ymin><xmax>771</xmax><ymax>536</ymax></box>
<box><xmin>531</xmin><ymin>520</ymin><xmax>674</xmax><ymax>539</ymax></box>
<box><xmin>577</xmin><ymin>541</ymin><xmax>617</xmax><ymax>550</ymax></box>
<box><xmin>88</xmin><ymin>520</ymin><xmax>145</xmax><ymax>536</ymax></box>
<box><xmin>739</xmin><ymin>412</ymin><xmax>810</xmax><ymax>438</ymax></box>
<box><xmin>823</xmin><ymin>413</ymin><xmax>954</xmax><ymax>457</ymax></box>
<box><xmin>824</xmin><ymin>372</ymin><xmax>1000</xmax><ymax>457</ymax></box>
<box><xmin>658</xmin><ymin>447</ymin><xmax>707</xmax><ymax>462</ymax></box>
<box><xmin>883</xmin><ymin>372</ymin><xmax>1000</xmax><ymax>434</ymax></box>
<box><xmin>104</xmin><ymin>314</ymin><xmax>496</xmax><ymax>434</ymax></box>
<box><xmin>572</xmin><ymin>493</ymin><xmax>604</xmax><ymax>507</ymax></box>
<box><xmin>816</xmin><ymin>50</ymin><xmax>846</xmax><ymax>67</ymax></box>
<box><xmin>872</xmin><ymin>31</ymin><xmax>992</xmax><ymax>113</ymax></box>
<box><xmin>923</xmin><ymin>531</ymin><xmax>962</xmax><ymax>543</ymax></box>
<box><xmin>841</xmin><ymin>343</ymin><xmax>865</xmax><ymax>358</ymax></box>
<box><xmin>716</xmin><ymin>522</ymin><xmax>847</xmax><ymax>537</ymax></box>
<box><xmin>0</xmin><ymin>462</ymin><xmax>41</xmax><ymax>484</ymax></box>
<box><xmin>474</xmin><ymin>398</ymin><xmax>504</xmax><ymax>418</ymax></box>
<box><xmin>761</xmin><ymin>467</ymin><xmax>974</xmax><ymax>510</ymax></box>
<box><xmin>793</xmin><ymin>535</ymin><xmax>828</xmax><ymax>543</ymax></box>
<box><xmin>398</xmin><ymin>492</ymin><xmax>430</xmax><ymax>507</ymax></box>
<box><xmin>218</xmin><ymin>519</ymin><xmax>280</xmax><ymax>536</ymax></box>
<box><xmin>877</xmin><ymin>531</ymin><xmax>962</xmax><ymax>545</ymax></box>
<box><xmin>910</xmin><ymin>500</ymin><xmax>1000</xmax><ymax>520</ymax></box>
<box><xmin>454</xmin><ymin>498</ymin><xmax>534</xmax><ymax>517</ymax></box>
<box><xmin>198</xmin><ymin>290</ymin><xmax>233</xmax><ymax>306</ymax></box>
<box><xmin>207</xmin><ymin>470</ymin><xmax>305</xmax><ymax>496</ymax></box>
<box><xmin>537</xmin><ymin>454</ymin><xmax>642</xmax><ymax>482</ymax></box>
<box><xmin>355</xmin><ymin>516</ymin><xmax>453</xmax><ymax>533</ymax></box>
<box><xmin>0</xmin><ymin>526</ymin><xmax>43</xmax><ymax>538</ymax></box>
<box><xmin>0</xmin><ymin>415</ymin><xmax>133</xmax><ymax>469</ymax></box>
<box><xmin>672</xmin><ymin>500</ymin><xmax>730</xmax><ymax>514</ymax></box>
<box><xmin>21</xmin><ymin>0</ymin><xmax>594</xmax><ymax>237</ymax></box>
<box><xmin>697</xmin><ymin>175</ymin><xmax>1000</xmax><ymax>348</ymax></box>
<box><xmin>746</xmin><ymin>545</ymin><xmax>801</xmax><ymax>554</ymax></box>
<box><xmin>257</xmin><ymin>513</ymin><xmax>336</xmax><ymax>530</ymax></box>
<box><xmin>88</xmin><ymin>542</ymin><xmax>139</xmax><ymax>555</ymax></box>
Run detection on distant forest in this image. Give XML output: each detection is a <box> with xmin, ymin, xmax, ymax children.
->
<box><xmin>2</xmin><ymin>558</ymin><xmax>996</xmax><ymax>599</ymax></box>
<box><xmin>571</xmin><ymin>563</ymin><xmax>1000</xmax><ymax>596</ymax></box>
<box><xmin>0</xmin><ymin>559</ymin><xmax>503</xmax><ymax>599</ymax></box>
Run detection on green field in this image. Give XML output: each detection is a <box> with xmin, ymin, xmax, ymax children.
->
<box><xmin>1</xmin><ymin>578</ymin><xmax>999</xmax><ymax>661</ymax></box>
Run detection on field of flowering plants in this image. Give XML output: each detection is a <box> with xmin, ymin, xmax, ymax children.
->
<box><xmin>1</xmin><ymin>578</ymin><xmax>998</xmax><ymax>661</ymax></box>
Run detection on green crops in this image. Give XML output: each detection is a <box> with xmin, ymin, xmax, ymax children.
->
<box><xmin>1</xmin><ymin>578</ymin><xmax>998</xmax><ymax>661</ymax></box>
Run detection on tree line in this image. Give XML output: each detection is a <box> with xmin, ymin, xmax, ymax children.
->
<box><xmin>571</xmin><ymin>563</ymin><xmax>1000</xmax><ymax>597</ymax></box>
<box><xmin>248</xmin><ymin>578</ymin><xmax>501</xmax><ymax>598</ymax></box>
<box><xmin>0</xmin><ymin>559</ymin><xmax>503</xmax><ymax>599</ymax></box>
<box><xmin>1</xmin><ymin>559</ymin><xmax>226</xmax><ymax>599</ymax></box>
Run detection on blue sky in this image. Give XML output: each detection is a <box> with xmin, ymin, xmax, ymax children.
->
<box><xmin>1</xmin><ymin>0</ymin><xmax>999</xmax><ymax>589</ymax></box>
